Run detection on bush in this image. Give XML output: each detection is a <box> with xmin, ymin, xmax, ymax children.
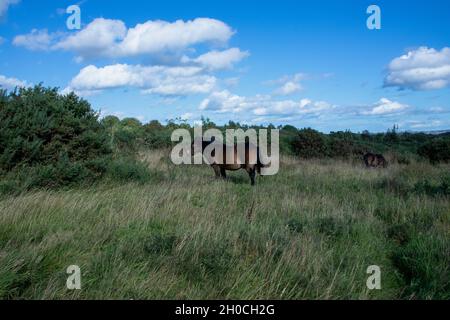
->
<box><xmin>327</xmin><ymin>136</ymin><xmax>355</xmax><ymax>158</ymax></box>
<box><xmin>106</xmin><ymin>157</ymin><xmax>161</xmax><ymax>184</ymax></box>
<box><xmin>101</xmin><ymin>115</ymin><xmax>144</xmax><ymax>154</ymax></box>
<box><xmin>418</xmin><ymin>138</ymin><xmax>450</xmax><ymax>163</ymax></box>
<box><xmin>0</xmin><ymin>86</ymin><xmax>168</xmax><ymax>193</ymax></box>
<box><xmin>291</xmin><ymin>128</ymin><xmax>327</xmax><ymax>158</ymax></box>
<box><xmin>143</xmin><ymin>121</ymin><xmax>172</xmax><ymax>149</ymax></box>
<box><xmin>0</xmin><ymin>86</ymin><xmax>119</xmax><ymax>192</ymax></box>
<box><xmin>0</xmin><ymin>86</ymin><xmax>111</xmax><ymax>171</ymax></box>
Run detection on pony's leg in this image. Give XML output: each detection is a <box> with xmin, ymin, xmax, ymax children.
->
<box><xmin>212</xmin><ymin>165</ymin><xmax>221</xmax><ymax>178</ymax></box>
<box><xmin>220</xmin><ymin>167</ymin><xmax>227</xmax><ymax>179</ymax></box>
<box><xmin>247</xmin><ymin>167</ymin><xmax>256</xmax><ymax>186</ymax></box>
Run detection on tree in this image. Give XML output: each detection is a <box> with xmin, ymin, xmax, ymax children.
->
<box><xmin>384</xmin><ymin>124</ymin><xmax>399</xmax><ymax>144</ymax></box>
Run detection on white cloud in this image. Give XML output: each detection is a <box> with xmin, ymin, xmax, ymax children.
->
<box><xmin>53</xmin><ymin>18</ymin><xmax>127</xmax><ymax>59</ymax></box>
<box><xmin>0</xmin><ymin>74</ymin><xmax>28</xmax><ymax>90</ymax></box>
<box><xmin>276</xmin><ymin>81</ymin><xmax>302</xmax><ymax>95</ymax></box>
<box><xmin>199</xmin><ymin>90</ymin><xmax>333</xmax><ymax>118</ymax></box>
<box><xmin>361</xmin><ymin>98</ymin><xmax>409</xmax><ymax>115</ymax></box>
<box><xmin>14</xmin><ymin>17</ymin><xmax>235</xmax><ymax>61</ymax></box>
<box><xmin>384</xmin><ymin>47</ymin><xmax>450</xmax><ymax>90</ymax></box>
<box><xmin>267</xmin><ymin>73</ymin><xmax>306</xmax><ymax>95</ymax></box>
<box><xmin>402</xmin><ymin>120</ymin><xmax>443</xmax><ymax>129</ymax></box>
<box><xmin>428</xmin><ymin>106</ymin><xmax>448</xmax><ymax>113</ymax></box>
<box><xmin>199</xmin><ymin>90</ymin><xmax>249</xmax><ymax>113</ymax></box>
<box><xmin>223</xmin><ymin>77</ymin><xmax>240</xmax><ymax>87</ymax></box>
<box><xmin>15</xmin><ymin>17</ymin><xmax>246</xmax><ymax>97</ymax></box>
<box><xmin>12</xmin><ymin>29</ymin><xmax>53</xmax><ymax>50</ymax></box>
<box><xmin>0</xmin><ymin>0</ymin><xmax>19</xmax><ymax>18</ymax></box>
<box><xmin>65</xmin><ymin>64</ymin><xmax>217</xmax><ymax>97</ymax></box>
<box><xmin>116</xmin><ymin>18</ymin><xmax>233</xmax><ymax>57</ymax></box>
<box><xmin>182</xmin><ymin>48</ymin><xmax>249</xmax><ymax>70</ymax></box>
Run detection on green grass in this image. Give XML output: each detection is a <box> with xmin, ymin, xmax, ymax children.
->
<box><xmin>0</xmin><ymin>150</ymin><xmax>449</xmax><ymax>299</ymax></box>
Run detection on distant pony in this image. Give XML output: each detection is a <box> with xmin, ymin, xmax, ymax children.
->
<box><xmin>363</xmin><ymin>152</ymin><xmax>388</xmax><ymax>168</ymax></box>
<box><xmin>191</xmin><ymin>138</ymin><xmax>265</xmax><ymax>185</ymax></box>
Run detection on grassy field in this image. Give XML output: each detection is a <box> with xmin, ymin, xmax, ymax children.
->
<box><xmin>0</xmin><ymin>150</ymin><xmax>449</xmax><ymax>299</ymax></box>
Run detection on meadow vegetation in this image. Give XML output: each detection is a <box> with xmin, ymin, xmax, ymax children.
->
<box><xmin>0</xmin><ymin>86</ymin><xmax>448</xmax><ymax>299</ymax></box>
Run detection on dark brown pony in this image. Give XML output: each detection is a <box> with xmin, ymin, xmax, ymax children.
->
<box><xmin>192</xmin><ymin>139</ymin><xmax>264</xmax><ymax>185</ymax></box>
<box><xmin>363</xmin><ymin>152</ymin><xmax>388</xmax><ymax>168</ymax></box>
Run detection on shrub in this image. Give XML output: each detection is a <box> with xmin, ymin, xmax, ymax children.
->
<box><xmin>418</xmin><ymin>138</ymin><xmax>450</xmax><ymax>163</ymax></box>
<box><xmin>291</xmin><ymin>128</ymin><xmax>327</xmax><ymax>158</ymax></box>
<box><xmin>106</xmin><ymin>157</ymin><xmax>160</xmax><ymax>184</ymax></box>
<box><xmin>327</xmin><ymin>136</ymin><xmax>355</xmax><ymax>158</ymax></box>
<box><xmin>21</xmin><ymin>159</ymin><xmax>91</xmax><ymax>189</ymax></box>
<box><xmin>143</xmin><ymin>121</ymin><xmax>172</xmax><ymax>149</ymax></box>
<box><xmin>101</xmin><ymin>116</ymin><xmax>144</xmax><ymax>154</ymax></box>
<box><xmin>0</xmin><ymin>86</ymin><xmax>111</xmax><ymax>171</ymax></box>
<box><xmin>0</xmin><ymin>85</ymin><xmax>114</xmax><ymax>190</ymax></box>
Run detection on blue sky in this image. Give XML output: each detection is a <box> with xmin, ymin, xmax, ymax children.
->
<box><xmin>1</xmin><ymin>0</ymin><xmax>450</xmax><ymax>132</ymax></box>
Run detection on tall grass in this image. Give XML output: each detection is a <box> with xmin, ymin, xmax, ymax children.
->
<box><xmin>0</xmin><ymin>150</ymin><xmax>448</xmax><ymax>299</ymax></box>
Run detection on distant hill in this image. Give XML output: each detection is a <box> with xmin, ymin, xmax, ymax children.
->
<box><xmin>420</xmin><ymin>130</ymin><xmax>450</xmax><ymax>135</ymax></box>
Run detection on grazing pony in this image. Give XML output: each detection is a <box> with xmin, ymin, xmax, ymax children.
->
<box><xmin>363</xmin><ymin>152</ymin><xmax>388</xmax><ymax>168</ymax></box>
<box><xmin>191</xmin><ymin>139</ymin><xmax>264</xmax><ymax>185</ymax></box>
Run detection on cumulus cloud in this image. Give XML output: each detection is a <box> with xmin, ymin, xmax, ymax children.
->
<box><xmin>14</xmin><ymin>17</ymin><xmax>235</xmax><ymax>61</ymax></box>
<box><xmin>384</xmin><ymin>47</ymin><xmax>450</xmax><ymax>90</ymax></box>
<box><xmin>182</xmin><ymin>48</ymin><xmax>249</xmax><ymax>70</ymax></box>
<box><xmin>266</xmin><ymin>73</ymin><xmax>307</xmax><ymax>95</ymax></box>
<box><xmin>199</xmin><ymin>90</ymin><xmax>249</xmax><ymax>113</ymax></box>
<box><xmin>116</xmin><ymin>18</ymin><xmax>233</xmax><ymax>56</ymax></box>
<box><xmin>199</xmin><ymin>90</ymin><xmax>333</xmax><ymax>118</ymax></box>
<box><xmin>65</xmin><ymin>64</ymin><xmax>217</xmax><ymax>96</ymax></box>
<box><xmin>0</xmin><ymin>0</ymin><xmax>19</xmax><ymax>18</ymax></box>
<box><xmin>276</xmin><ymin>81</ymin><xmax>302</xmax><ymax>95</ymax></box>
<box><xmin>12</xmin><ymin>29</ymin><xmax>54</xmax><ymax>50</ymax></box>
<box><xmin>406</xmin><ymin>120</ymin><xmax>443</xmax><ymax>129</ymax></box>
<box><xmin>361</xmin><ymin>98</ymin><xmax>409</xmax><ymax>115</ymax></box>
<box><xmin>199</xmin><ymin>92</ymin><xmax>411</xmax><ymax>124</ymax></box>
<box><xmin>0</xmin><ymin>74</ymin><xmax>28</xmax><ymax>90</ymax></box>
<box><xmin>53</xmin><ymin>18</ymin><xmax>127</xmax><ymax>58</ymax></box>
<box><xmin>15</xmin><ymin>17</ymin><xmax>246</xmax><ymax>97</ymax></box>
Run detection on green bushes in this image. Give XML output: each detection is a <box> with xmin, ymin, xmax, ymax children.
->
<box><xmin>0</xmin><ymin>86</ymin><xmax>110</xmax><ymax>170</ymax></box>
<box><xmin>100</xmin><ymin>116</ymin><xmax>144</xmax><ymax>154</ymax></box>
<box><xmin>143</xmin><ymin>121</ymin><xmax>173</xmax><ymax>149</ymax></box>
<box><xmin>1</xmin><ymin>85</ymin><xmax>449</xmax><ymax>197</ymax></box>
<box><xmin>106</xmin><ymin>157</ymin><xmax>162</xmax><ymax>184</ymax></box>
<box><xmin>418</xmin><ymin>137</ymin><xmax>450</xmax><ymax>163</ymax></box>
<box><xmin>291</xmin><ymin>128</ymin><xmax>327</xmax><ymax>158</ymax></box>
<box><xmin>0</xmin><ymin>86</ymin><xmax>158</xmax><ymax>194</ymax></box>
<box><xmin>286</xmin><ymin>126</ymin><xmax>449</xmax><ymax>163</ymax></box>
